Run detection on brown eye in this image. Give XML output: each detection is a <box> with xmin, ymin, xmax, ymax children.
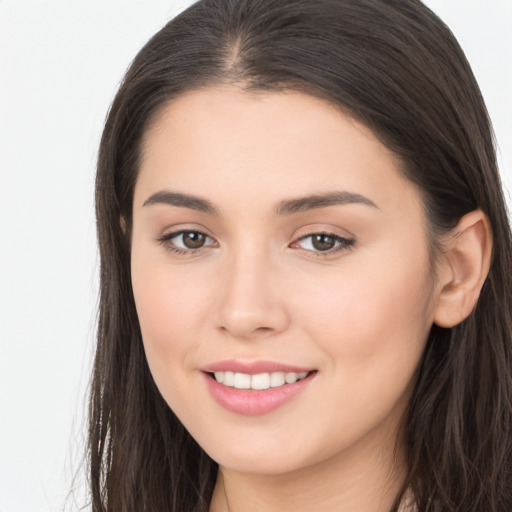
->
<box><xmin>294</xmin><ymin>232</ymin><xmax>355</xmax><ymax>255</ymax></box>
<box><xmin>159</xmin><ymin>230</ymin><xmax>217</xmax><ymax>253</ymax></box>
<box><xmin>181</xmin><ymin>231</ymin><xmax>207</xmax><ymax>249</ymax></box>
<box><xmin>311</xmin><ymin>234</ymin><xmax>336</xmax><ymax>251</ymax></box>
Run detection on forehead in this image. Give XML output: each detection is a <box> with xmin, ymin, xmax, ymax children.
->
<box><xmin>135</xmin><ymin>86</ymin><xmax>422</xmax><ymax>220</ymax></box>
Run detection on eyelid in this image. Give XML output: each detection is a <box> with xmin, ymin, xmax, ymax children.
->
<box><xmin>290</xmin><ymin>230</ymin><xmax>355</xmax><ymax>256</ymax></box>
<box><xmin>157</xmin><ymin>228</ymin><xmax>218</xmax><ymax>254</ymax></box>
<box><xmin>157</xmin><ymin>222</ymin><xmax>216</xmax><ymax>242</ymax></box>
<box><xmin>155</xmin><ymin>225</ymin><xmax>355</xmax><ymax>257</ymax></box>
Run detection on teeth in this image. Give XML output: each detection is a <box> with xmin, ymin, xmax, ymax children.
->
<box><xmin>233</xmin><ymin>372</ymin><xmax>251</xmax><ymax>389</ymax></box>
<box><xmin>270</xmin><ymin>371</ymin><xmax>285</xmax><ymax>387</ymax></box>
<box><xmin>251</xmin><ymin>373</ymin><xmax>270</xmax><ymax>390</ymax></box>
<box><xmin>286</xmin><ymin>372</ymin><xmax>298</xmax><ymax>384</ymax></box>
<box><xmin>223</xmin><ymin>371</ymin><xmax>235</xmax><ymax>387</ymax></box>
<box><xmin>213</xmin><ymin>370</ymin><xmax>309</xmax><ymax>390</ymax></box>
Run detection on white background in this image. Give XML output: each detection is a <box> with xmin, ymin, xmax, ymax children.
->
<box><xmin>0</xmin><ymin>1</ymin><xmax>510</xmax><ymax>511</ymax></box>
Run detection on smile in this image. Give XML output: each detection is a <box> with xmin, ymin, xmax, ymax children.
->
<box><xmin>202</xmin><ymin>362</ymin><xmax>317</xmax><ymax>415</ymax></box>
<box><xmin>212</xmin><ymin>370</ymin><xmax>309</xmax><ymax>390</ymax></box>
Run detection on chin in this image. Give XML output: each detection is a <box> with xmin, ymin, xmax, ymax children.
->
<box><xmin>195</xmin><ymin>428</ymin><xmax>338</xmax><ymax>477</ymax></box>
<box><xmin>213</xmin><ymin>450</ymin><xmax>306</xmax><ymax>475</ymax></box>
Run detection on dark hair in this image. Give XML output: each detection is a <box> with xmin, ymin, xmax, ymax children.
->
<box><xmin>90</xmin><ymin>0</ymin><xmax>512</xmax><ymax>510</ymax></box>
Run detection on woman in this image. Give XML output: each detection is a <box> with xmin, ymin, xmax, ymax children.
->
<box><xmin>89</xmin><ymin>0</ymin><xmax>512</xmax><ymax>510</ymax></box>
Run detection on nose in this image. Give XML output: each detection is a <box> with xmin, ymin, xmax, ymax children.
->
<box><xmin>214</xmin><ymin>248</ymin><xmax>290</xmax><ymax>340</ymax></box>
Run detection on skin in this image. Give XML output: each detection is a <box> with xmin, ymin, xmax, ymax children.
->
<box><xmin>131</xmin><ymin>86</ymin><xmax>446</xmax><ymax>512</ymax></box>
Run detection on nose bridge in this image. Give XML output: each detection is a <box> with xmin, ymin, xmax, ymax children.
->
<box><xmin>215</xmin><ymin>238</ymin><xmax>289</xmax><ymax>338</ymax></box>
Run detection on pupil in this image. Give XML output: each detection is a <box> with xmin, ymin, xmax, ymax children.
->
<box><xmin>183</xmin><ymin>232</ymin><xmax>205</xmax><ymax>249</ymax></box>
<box><xmin>312</xmin><ymin>234</ymin><xmax>335</xmax><ymax>251</ymax></box>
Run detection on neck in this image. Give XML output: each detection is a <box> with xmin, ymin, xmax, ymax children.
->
<box><xmin>210</xmin><ymin>426</ymin><xmax>407</xmax><ymax>512</ymax></box>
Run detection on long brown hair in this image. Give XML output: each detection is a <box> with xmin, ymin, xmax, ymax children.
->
<box><xmin>90</xmin><ymin>0</ymin><xmax>512</xmax><ymax>510</ymax></box>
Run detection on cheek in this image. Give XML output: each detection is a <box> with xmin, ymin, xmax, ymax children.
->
<box><xmin>133</xmin><ymin>270</ymin><xmax>207</xmax><ymax>339</ymax></box>
<box><xmin>130</xmin><ymin>249</ymin><xmax>214</xmax><ymax>384</ymax></box>
<box><xmin>284</xmin><ymin>251</ymin><xmax>435</xmax><ymax>458</ymax></box>
<box><xmin>295</xmin><ymin>245</ymin><xmax>435</xmax><ymax>381</ymax></box>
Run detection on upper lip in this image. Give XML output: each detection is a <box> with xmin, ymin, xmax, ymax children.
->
<box><xmin>201</xmin><ymin>359</ymin><xmax>315</xmax><ymax>375</ymax></box>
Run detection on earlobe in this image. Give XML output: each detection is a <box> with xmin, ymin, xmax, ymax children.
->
<box><xmin>433</xmin><ymin>209</ymin><xmax>493</xmax><ymax>328</ymax></box>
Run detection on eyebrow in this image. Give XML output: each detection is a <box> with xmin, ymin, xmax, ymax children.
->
<box><xmin>143</xmin><ymin>191</ymin><xmax>219</xmax><ymax>215</ymax></box>
<box><xmin>275</xmin><ymin>191</ymin><xmax>378</xmax><ymax>215</ymax></box>
<box><xmin>142</xmin><ymin>190</ymin><xmax>378</xmax><ymax>215</ymax></box>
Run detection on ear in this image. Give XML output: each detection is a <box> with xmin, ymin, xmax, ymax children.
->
<box><xmin>433</xmin><ymin>209</ymin><xmax>493</xmax><ymax>328</ymax></box>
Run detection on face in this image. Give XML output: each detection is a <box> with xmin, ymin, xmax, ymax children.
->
<box><xmin>131</xmin><ymin>86</ymin><xmax>438</xmax><ymax>476</ymax></box>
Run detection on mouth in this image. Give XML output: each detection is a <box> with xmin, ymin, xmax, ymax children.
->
<box><xmin>207</xmin><ymin>370</ymin><xmax>313</xmax><ymax>390</ymax></box>
<box><xmin>201</xmin><ymin>363</ymin><xmax>317</xmax><ymax>415</ymax></box>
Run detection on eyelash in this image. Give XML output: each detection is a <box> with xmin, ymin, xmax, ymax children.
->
<box><xmin>157</xmin><ymin>230</ymin><xmax>355</xmax><ymax>257</ymax></box>
<box><xmin>293</xmin><ymin>232</ymin><xmax>355</xmax><ymax>256</ymax></box>
<box><xmin>157</xmin><ymin>230</ymin><xmax>217</xmax><ymax>256</ymax></box>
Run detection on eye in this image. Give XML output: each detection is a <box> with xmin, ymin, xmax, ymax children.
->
<box><xmin>293</xmin><ymin>232</ymin><xmax>355</xmax><ymax>255</ymax></box>
<box><xmin>158</xmin><ymin>230</ymin><xmax>217</xmax><ymax>254</ymax></box>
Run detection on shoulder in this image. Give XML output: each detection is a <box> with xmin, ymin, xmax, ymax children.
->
<box><xmin>398</xmin><ymin>489</ymin><xmax>417</xmax><ymax>512</ymax></box>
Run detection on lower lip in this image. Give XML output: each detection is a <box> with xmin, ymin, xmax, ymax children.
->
<box><xmin>203</xmin><ymin>372</ymin><xmax>316</xmax><ymax>416</ymax></box>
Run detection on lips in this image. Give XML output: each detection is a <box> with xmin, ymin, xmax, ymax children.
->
<box><xmin>201</xmin><ymin>360</ymin><xmax>317</xmax><ymax>415</ymax></box>
<box><xmin>212</xmin><ymin>370</ymin><xmax>309</xmax><ymax>390</ymax></box>
<box><xmin>202</xmin><ymin>359</ymin><xmax>314</xmax><ymax>374</ymax></box>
